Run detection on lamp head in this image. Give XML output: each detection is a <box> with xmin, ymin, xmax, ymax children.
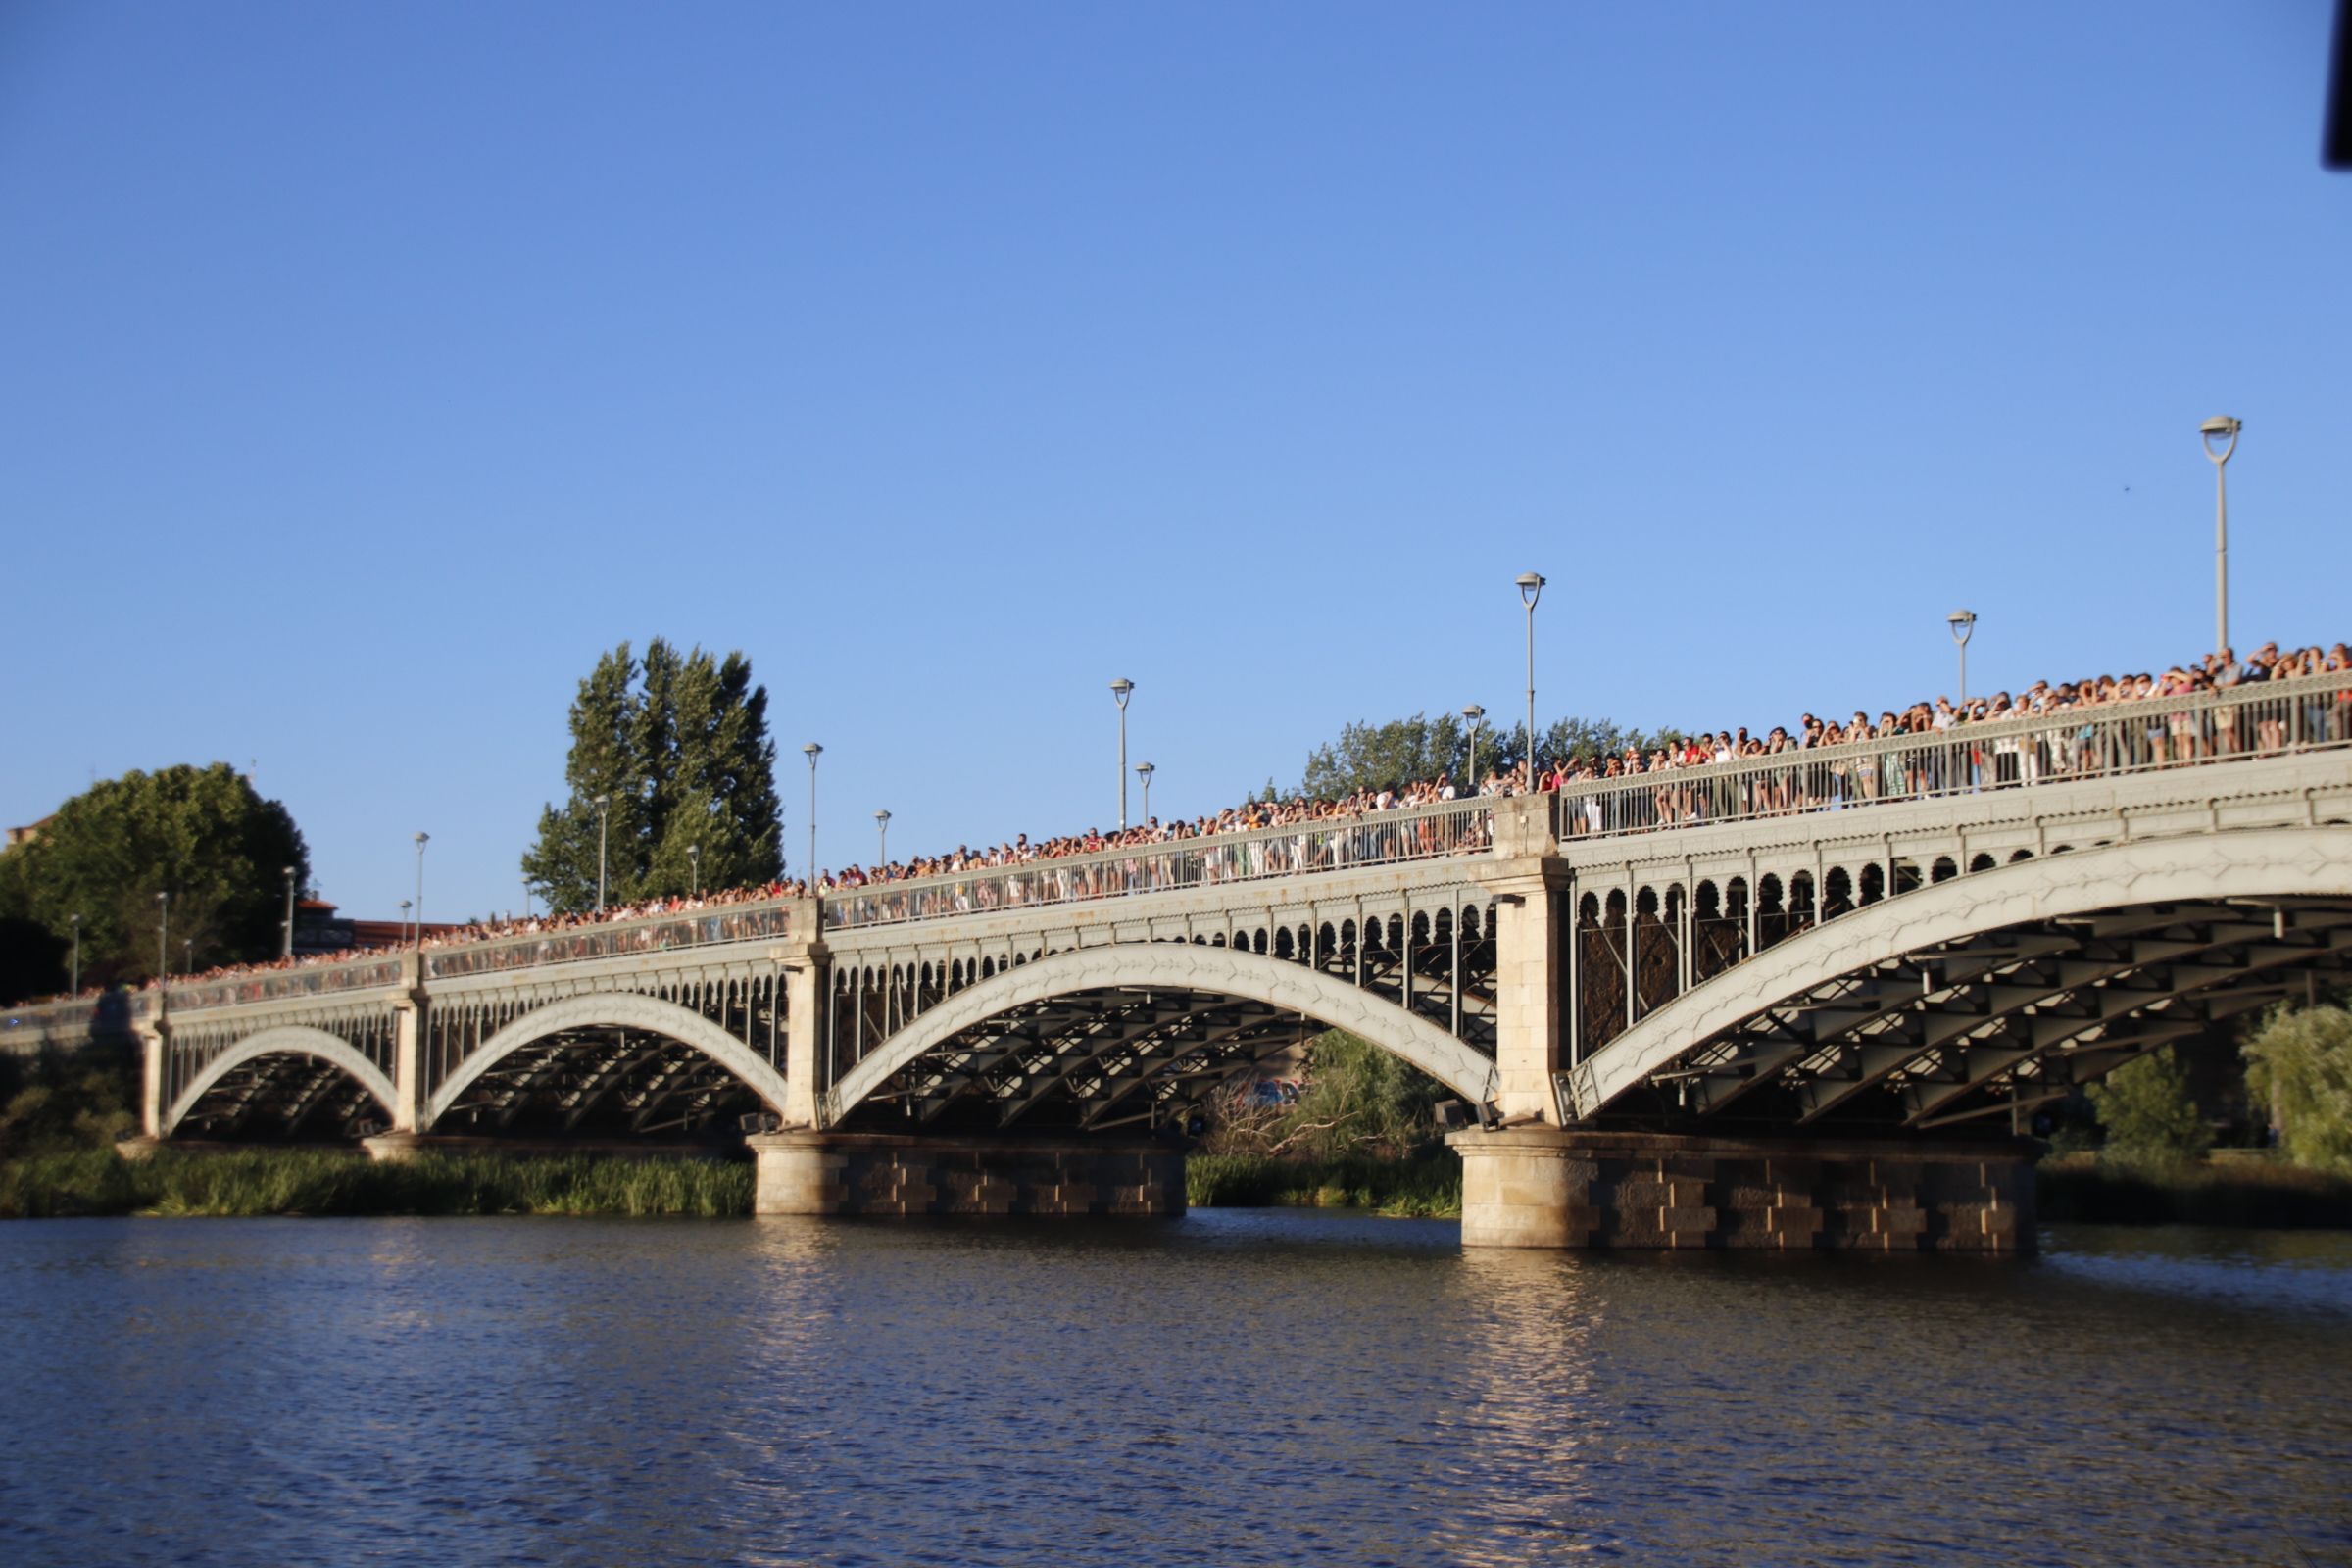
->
<box><xmin>2200</xmin><ymin>416</ymin><xmax>2241</xmax><ymax>463</ymax></box>
<box><xmin>874</xmin><ymin>808</ymin><xmax>891</xmax><ymax>823</ymax></box>
<box><xmin>1515</xmin><ymin>571</ymin><xmax>1545</xmax><ymax>609</ymax></box>
<box><xmin>415</xmin><ymin>831</ymin><xmax>429</xmax><ymax>848</ymax></box>
<box><xmin>1109</xmin><ymin>677</ymin><xmax>1135</xmax><ymax>708</ymax></box>
<box><xmin>1136</xmin><ymin>761</ymin><xmax>1154</xmax><ymax>779</ymax></box>
<box><xmin>1462</xmin><ymin>704</ymin><xmax>1485</xmax><ymax>723</ymax></box>
<box><xmin>804</xmin><ymin>742</ymin><xmax>822</xmax><ymax>760</ymax></box>
<box><xmin>1947</xmin><ymin>609</ymin><xmax>1978</xmax><ymax>647</ymax></box>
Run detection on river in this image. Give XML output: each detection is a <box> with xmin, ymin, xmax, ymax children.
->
<box><xmin>2</xmin><ymin>1212</ymin><xmax>2347</xmax><ymax>1566</ymax></box>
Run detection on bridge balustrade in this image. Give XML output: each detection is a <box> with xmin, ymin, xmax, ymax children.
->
<box><xmin>422</xmin><ymin>902</ymin><xmax>795</xmax><ymax>980</ymax></box>
<box><xmin>164</xmin><ymin>956</ymin><xmax>408</xmax><ymax>1012</ymax></box>
<box><xmin>1549</xmin><ymin>667</ymin><xmax>2352</xmax><ymax>841</ymax></box>
<box><xmin>822</xmin><ymin>801</ymin><xmax>1494</xmax><ymax>930</ymax></box>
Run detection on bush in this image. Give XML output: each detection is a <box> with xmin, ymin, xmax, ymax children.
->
<box><xmin>2084</xmin><ymin>1046</ymin><xmax>2210</xmax><ymax>1167</ymax></box>
<box><xmin>2037</xmin><ymin>1153</ymin><xmax>2352</xmax><ymax>1227</ymax></box>
<box><xmin>2242</xmin><ymin>1003</ymin><xmax>2352</xmax><ymax>1175</ymax></box>
<box><xmin>1202</xmin><ymin>1029</ymin><xmax>1446</xmax><ymax>1161</ymax></box>
<box><xmin>0</xmin><ymin>1148</ymin><xmax>753</xmax><ymax>1219</ymax></box>
<box><xmin>1185</xmin><ymin>1151</ymin><xmax>1460</xmax><ymax>1217</ymax></box>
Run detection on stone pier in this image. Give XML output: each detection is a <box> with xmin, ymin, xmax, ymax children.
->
<box><xmin>749</xmin><ymin>1131</ymin><xmax>1186</xmax><ymax>1218</ymax></box>
<box><xmin>1449</xmin><ymin>1129</ymin><xmax>2034</xmax><ymax>1252</ymax></box>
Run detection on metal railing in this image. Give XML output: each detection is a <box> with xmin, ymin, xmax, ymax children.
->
<box><xmin>822</xmin><ymin>800</ymin><xmax>1494</xmax><ymax>930</ymax></box>
<box><xmin>0</xmin><ymin>991</ymin><xmax>144</xmax><ymax>1051</ymax></box>
<box><xmin>165</xmin><ymin>955</ymin><xmax>409</xmax><ymax>1012</ymax></box>
<box><xmin>423</xmin><ymin>901</ymin><xmax>795</xmax><ymax>979</ymax></box>
<box><xmin>1548</xmin><ymin>667</ymin><xmax>2352</xmax><ymax>842</ymax></box>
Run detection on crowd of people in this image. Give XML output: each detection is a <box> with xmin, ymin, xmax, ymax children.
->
<box><xmin>21</xmin><ymin>635</ymin><xmax>2341</xmax><ymax>1009</ymax></box>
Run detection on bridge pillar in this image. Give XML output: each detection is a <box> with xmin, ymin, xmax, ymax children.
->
<box><xmin>1449</xmin><ymin>1129</ymin><xmax>2035</xmax><ymax>1251</ymax></box>
<box><xmin>747</xmin><ymin>1131</ymin><xmax>1186</xmax><ymax>1218</ymax></box>
<box><xmin>135</xmin><ymin>1018</ymin><xmax>166</xmax><ymax>1140</ymax></box>
<box><xmin>1486</xmin><ymin>865</ymin><xmax>1569</xmax><ymax>1124</ymax></box>
<box><xmin>389</xmin><ymin>953</ymin><xmax>427</xmax><ymax>1134</ymax></box>
<box><xmin>777</xmin><ymin>936</ymin><xmax>829</xmax><ymax>1128</ymax></box>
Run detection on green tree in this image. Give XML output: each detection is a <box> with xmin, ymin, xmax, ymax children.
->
<box><xmin>2084</xmin><ymin>1046</ymin><xmax>2212</xmax><ymax>1166</ymax></box>
<box><xmin>521</xmin><ymin>639</ymin><xmax>782</xmax><ymax>912</ymax></box>
<box><xmin>2242</xmin><ymin>1003</ymin><xmax>2352</xmax><ymax>1175</ymax></box>
<box><xmin>1206</xmin><ymin>1030</ymin><xmax>1446</xmax><ymax>1160</ymax></box>
<box><xmin>1298</xmin><ymin>711</ymin><xmax>1664</xmax><ymax>798</ymax></box>
<box><xmin>0</xmin><ymin>763</ymin><xmax>311</xmax><ymax>994</ymax></box>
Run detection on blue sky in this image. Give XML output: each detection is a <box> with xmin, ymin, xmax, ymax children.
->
<box><xmin>2</xmin><ymin>3</ymin><xmax>2344</xmax><ymax>923</ymax></box>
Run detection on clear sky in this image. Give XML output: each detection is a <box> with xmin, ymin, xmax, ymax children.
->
<box><xmin>2</xmin><ymin>2</ymin><xmax>2345</xmax><ymax>924</ymax></box>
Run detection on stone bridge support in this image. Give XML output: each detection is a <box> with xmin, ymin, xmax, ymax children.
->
<box><xmin>1483</xmin><ymin>797</ymin><xmax>1569</xmax><ymax>1124</ymax></box>
<box><xmin>1449</xmin><ymin>1129</ymin><xmax>2034</xmax><ymax>1250</ymax></box>
<box><xmin>136</xmin><ymin>1017</ymin><xmax>167</xmax><ymax>1141</ymax></box>
<box><xmin>779</xmin><ymin>934</ymin><xmax>828</xmax><ymax>1128</ymax></box>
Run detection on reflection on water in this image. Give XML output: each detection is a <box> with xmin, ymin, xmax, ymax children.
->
<box><xmin>2</xmin><ymin>1213</ymin><xmax>2348</xmax><ymax>1567</ymax></box>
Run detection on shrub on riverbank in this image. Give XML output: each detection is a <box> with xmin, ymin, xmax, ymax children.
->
<box><xmin>0</xmin><ymin>1148</ymin><xmax>753</xmax><ymax>1219</ymax></box>
<box><xmin>1186</xmin><ymin>1152</ymin><xmax>1461</xmax><ymax>1217</ymax></box>
<box><xmin>2036</xmin><ymin>1153</ymin><xmax>2352</xmax><ymax>1228</ymax></box>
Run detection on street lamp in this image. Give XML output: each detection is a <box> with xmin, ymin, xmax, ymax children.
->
<box><xmin>1461</xmin><ymin>704</ymin><xmax>1485</xmax><ymax>790</ymax></box>
<box><xmin>155</xmin><ymin>891</ymin><xmax>168</xmax><ymax>991</ymax></box>
<box><xmin>688</xmin><ymin>843</ymin><xmax>701</xmax><ymax>897</ymax></box>
<box><xmin>874</xmin><ymin>808</ymin><xmax>891</xmax><ymax>866</ymax></box>
<box><xmin>413</xmin><ymin>832</ymin><xmax>429</xmax><ymax>948</ymax></box>
<box><xmin>593</xmin><ymin>793</ymin><xmax>612</xmax><ymax>912</ymax></box>
<box><xmin>281</xmin><ymin>866</ymin><xmax>297</xmax><ymax>959</ymax></box>
<box><xmin>804</xmin><ymin>741</ymin><xmax>822</xmax><ymax>893</ymax></box>
<box><xmin>398</xmin><ymin>899</ymin><xmax>412</xmax><ymax>945</ymax></box>
<box><xmin>182</xmin><ymin>938</ymin><xmax>193</xmax><ymax>977</ymax></box>
<box><xmin>69</xmin><ymin>912</ymin><xmax>81</xmax><ymax>995</ymax></box>
<box><xmin>1515</xmin><ymin>573</ymin><xmax>1544</xmax><ymax>785</ymax></box>
<box><xmin>2201</xmin><ymin>416</ymin><xmax>2243</xmax><ymax>657</ymax></box>
<box><xmin>1109</xmin><ymin>679</ymin><xmax>1135</xmax><ymax>829</ymax></box>
<box><xmin>1947</xmin><ymin>610</ymin><xmax>1978</xmax><ymax>706</ymax></box>
<box><xmin>1135</xmin><ymin>761</ymin><xmax>1155</xmax><ymax>826</ymax></box>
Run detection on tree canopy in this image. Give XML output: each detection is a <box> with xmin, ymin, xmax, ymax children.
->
<box><xmin>2243</xmin><ymin>1001</ymin><xmax>2352</xmax><ymax>1175</ymax></box>
<box><xmin>0</xmin><ymin>763</ymin><xmax>311</xmax><ymax>997</ymax></box>
<box><xmin>520</xmin><ymin>639</ymin><xmax>783</xmax><ymax>913</ymax></box>
<box><xmin>2084</xmin><ymin>1046</ymin><xmax>2212</xmax><ymax>1165</ymax></box>
<box><xmin>1298</xmin><ymin>712</ymin><xmax>1674</xmax><ymax>799</ymax></box>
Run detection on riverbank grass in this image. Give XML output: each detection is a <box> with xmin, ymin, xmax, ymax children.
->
<box><xmin>1186</xmin><ymin>1152</ymin><xmax>1461</xmax><ymax>1217</ymax></box>
<box><xmin>2036</xmin><ymin>1152</ymin><xmax>2352</xmax><ymax>1228</ymax></box>
<box><xmin>0</xmin><ymin>1148</ymin><xmax>753</xmax><ymax>1219</ymax></box>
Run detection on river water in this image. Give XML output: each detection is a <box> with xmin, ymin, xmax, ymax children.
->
<box><xmin>2</xmin><ymin>1213</ymin><xmax>2348</xmax><ymax>1567</ymax></box>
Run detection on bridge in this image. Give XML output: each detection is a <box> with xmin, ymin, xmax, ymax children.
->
<box><xmin>10</xmin><ymin>669</ymin><xmax>2350</xmax><ymax>1249</ymax></box>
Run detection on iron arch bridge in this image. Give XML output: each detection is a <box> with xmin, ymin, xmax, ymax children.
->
<box><xmin>4</xmin><ymin>671</ymin><xmax>2345</xmax><ymax>1188</ymax></box>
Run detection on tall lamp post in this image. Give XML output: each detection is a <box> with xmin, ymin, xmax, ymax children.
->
<box><xmin>1515</xmin><ymin>573</ymin><xmax>1544</xmax><ymax>785</ymax></box>
<box><xmin>594</xmin><ymin>793</ymin><xmax>612</xmax><ymax>912</ymax></box>
<box><xmin>688</xmin><ymin>843</ymin><xmax>701</xmax><ymax>898</ymax></box>
<box><xmin>1947</xmin><ymin>610</ymin><xmax>1978</xmax><ymax>706</ymax></box>
<box><xmin>874</xmin><ymin>808</ymin><xmax>892</xmax><ymax>866</ymax></box>
<box><xmin>1109</xmin><ymin>678</ymin><xmax>1135</xmax><ymax>829</ymax></box>
<box><xmin>804</xmin><ymin>741</ymin><xmax>822</xmax><ymax>895</ymax></box>
<box><xmin>69</xmin><ymin>912</ymin><xmax>81</xmax><ymax>995</ymax></box>
<box><xmin>1135</xmin><ymin>761</ymin><xmax>1154</xmax><ymax>827</ymax></box>
<box><xmin>155</xmin><ymin>892</ymin><xmax>168</xmax><ymax>991</ymax></box>
<box><xmin>398</xmin><ymin>900</ymin><xmax>412</xmax><ymax>945</ymax></box>
<box><xmin>182</xmin><ymin>938</ymin><xmax>193</xmax><ymax>978</ymax></box>
<box><xmin>1461</xmin><ymin>704</ymin><xmax>1485</xmax><ymax>790</ymax></box>
<box><xmin>2201</xmin><ymin>416</ymin><xmax>2243</xmax><ymax>656</ymax></box>
<box><xmin>281</xmin><ymin>866</ymin><xmax>297</xmax><ymax>958</ymax></box>
<box><xmin>413</xmin><ymin>832</ymin><xmax>429</xmax><ymax>948</ymax></box>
